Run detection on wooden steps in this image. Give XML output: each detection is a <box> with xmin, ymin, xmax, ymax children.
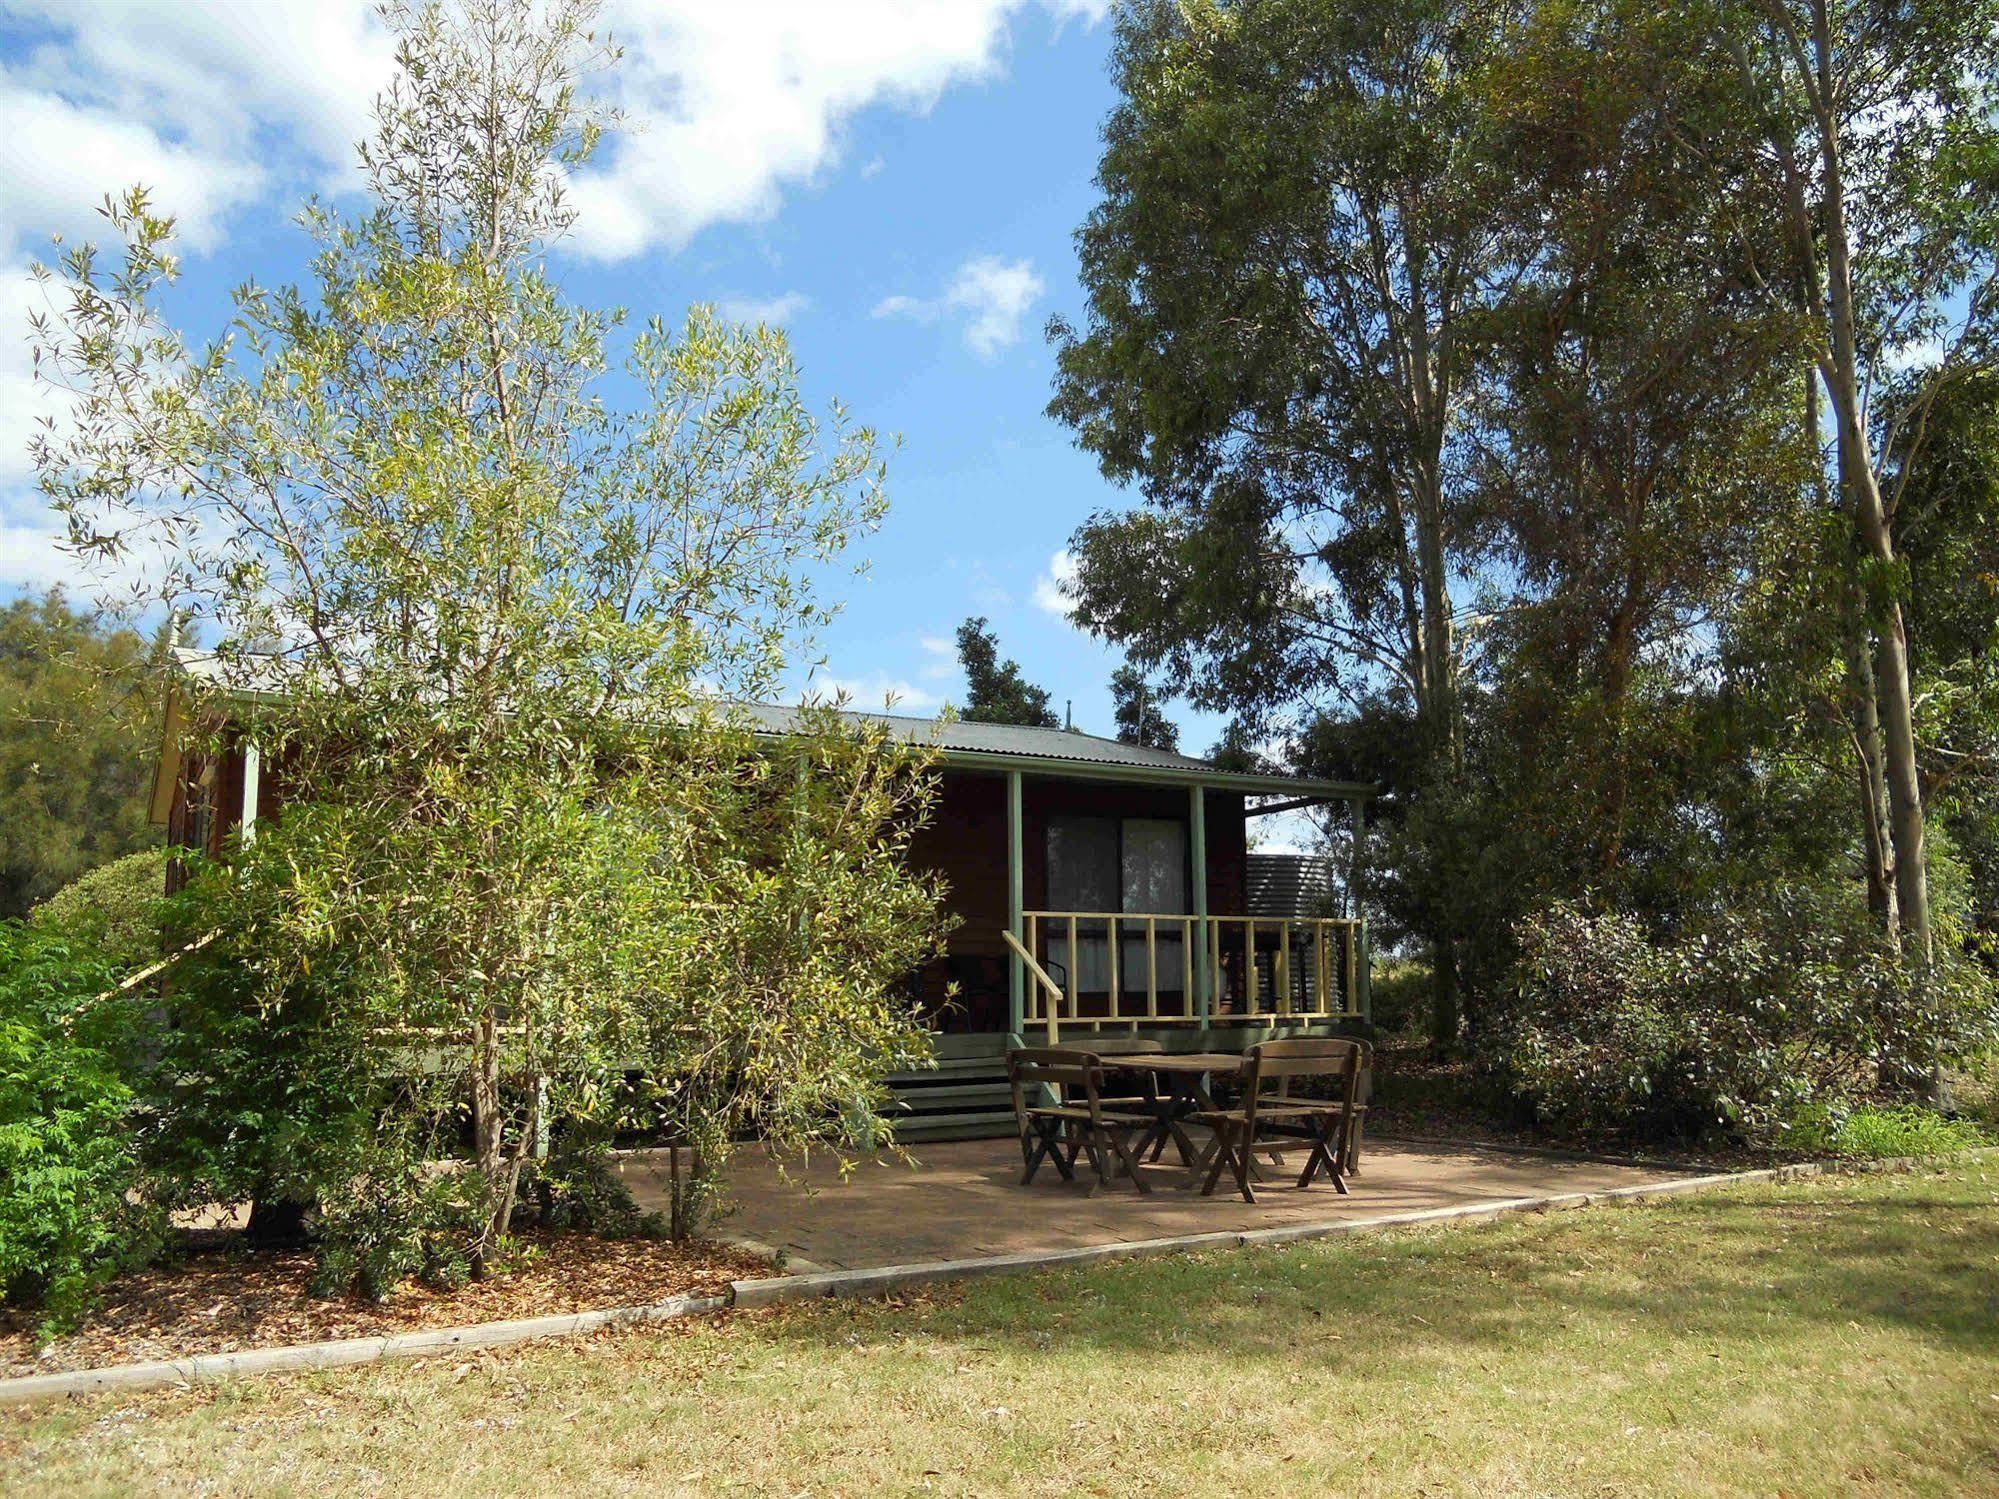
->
<box><xmin>885</xmin><ymin>1034</ymin><xmax>1015</xmax><ymax>1140</ymax></box>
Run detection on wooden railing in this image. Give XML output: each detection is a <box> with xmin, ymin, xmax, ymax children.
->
<box><xmin>1011</xmin><ymin>911</ymin><xmax>1364</xmax><ymax>1041</ymax></box>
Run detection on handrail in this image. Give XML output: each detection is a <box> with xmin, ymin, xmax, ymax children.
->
<box><xmin>1013</xmin><ymin>910</ymin><xmax>1363</xmax><ymax>1039</ymax></box>
<box><xmin>1001</xmin><ymin>928</ymin><xmax>1070</xmax><ymax>1043</ymax></box>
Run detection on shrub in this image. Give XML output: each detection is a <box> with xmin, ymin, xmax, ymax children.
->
<box><xmin>138</xmin><ymin>860</ymin><xmax>393</xmax><ymax>1254</ymax></box>
<box><xmin>0</xmin><ymin>923</ymin><xmax>162</xmax><ymax>1333</ymax></box>
<box><xmin>309</xmin><ymin>1144</ymin><xmax>488</xmax><ymax>1301</ymax></box>
<box><xmin>29</xmin><ymin>846</ymin><xmax>169</xmax><ymax>969</ymax></box>
<box><xmin>1366</xmin><ymin>958</ymin><xmax>1434</xmax><ymax>1043</ymax></box>
<box><xmin>1784</xmin><ymin>1103</ymin><xmax>1989</xmax><ymax>1159</ymax></box>
<box><xmin>1498</xmin><ymin>890</ymin><xmax>1999</xmax><ymax>1143</ymax></box>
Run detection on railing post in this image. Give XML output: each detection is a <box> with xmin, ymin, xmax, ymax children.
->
<box><xmin>1190</xmin><ymin>784</ymin><xmax>1210</xmax><ymax>1029</ymax></box>
<box><xmin>1107</xmin><ymin>914</ymin><xmax>1119</xmax><ymax>1025</ymax></box>
<box><xmin>240</xmin><ymin>739</ymin><xmax>261</xmax><ymax>845</ymax></box>
<box><xmin>1007</xmin><ymin>770</ymin><xmax>1024</xmax><ymax>1037</ymax></box>
<box><xmin>1357</xmin><ymin>917</ymin><xmax>1372</xmax><ymax>1022</ymax></box>
<box><xmin>1146</xmin><ymin>917</ymin><xmax>1158</xmax><ymax>1020</ymax></box>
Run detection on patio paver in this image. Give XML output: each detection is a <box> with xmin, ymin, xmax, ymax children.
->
<box><xmin>619</xmin><ymin>1135</ymin><xmax>1686</xmax><ymax>1271</ymax></box>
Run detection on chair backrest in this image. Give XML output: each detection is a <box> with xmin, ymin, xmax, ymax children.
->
<box><xmin>1085</xmin><ymin>1036</ymin><xmax>1165</xmax><ymax>1058</ymax></box>
<box><xmin>1240</xmin><ymin>1037</ymin><xmax>1369</xmax><ymax>1122</ymax></box>
<box><xmin>1006</xmin><ymin>1046</ymin><xmax>1109</xmax><ymax>1121</ymax></box>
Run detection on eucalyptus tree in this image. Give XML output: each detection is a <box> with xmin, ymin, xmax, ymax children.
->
<box><xmin>1709</xmin><ymin>0</ymin><xmax>1999</xmax><ymax>958</ymax></box>
<box><xmin>29</xmin><ymin>0</ymin><xmax>948</xmax><ymax>1268</ymax></box>
<box><xmin>1110</xmin><ymin>663</ymin><xmax>1180</xmax><ymax>751</ymax></box>
<box><xmin>1470</xmin><ymin>0</ymin><xmax>1814</xmax><ymax>879</ymax></box>
<box><xmin>1048</xmin><ymin>0</ymin><xmax>1530</xmax><ymax>1045</ymax></box>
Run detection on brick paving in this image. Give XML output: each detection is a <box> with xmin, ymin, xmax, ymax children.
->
<box><xmin>620</xmin><ymin>1135</ymin><xmax>1685</xmax><ymax>1271</ymax></box>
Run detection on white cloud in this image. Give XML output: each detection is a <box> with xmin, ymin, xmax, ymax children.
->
<box><xmin>917</xmin><ymin>633</ymin><xmax>957</xmax><ymax>680</ymax></box>
<box><xmin>1033</xmin><ymin>548</ymin><xmax>1079</xmax><ymax>618</ymax></box>
<box><xmin>567</xmin><ymin>2</ymin><xmax>1104</xmax><ymax>260</ymax></box>
<box><xmin>715</xmin><ymin>291</ymin><xmax>811</xmax><ymax>326</ymax></box>
<box><xmin>2</xmin><ymin>1</ymin><xmax>1106</xmax><ymax>267</ymax></box>
<box><xmin>801</xmin><ymin>673</ymin><xmax>940</xmax><ymax>713</ymax></box>
<box><xmin>873</xmin><ymin>253</ymin><xmax>1045</xmax><ymax>358</ymax></box>
<box><xmin>0</xmin><ymin>1</ymin><xmax>1102</xmax><ymax>590</ymax></box>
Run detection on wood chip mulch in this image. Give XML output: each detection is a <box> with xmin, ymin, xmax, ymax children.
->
<box><xmin>1</xmin><ymin>1230</ymin><xmax>772</xmax><ymax>1380</ymax></box>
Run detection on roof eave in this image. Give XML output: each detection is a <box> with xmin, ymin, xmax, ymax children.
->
<box><xmin>929</xmin><ymin>745</ymin><xmax>1373</xmax><ymax>799</ymax></box>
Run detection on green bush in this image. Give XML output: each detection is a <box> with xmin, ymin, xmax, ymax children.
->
<box><xmin>29</xmin><ymin>846</ymin><xmax>169</xmax><ymax>970</ymax></box>
<box><xmin>138</xmin><ymin>860</ymin><xmax>389</xmax><ymax>1246</ymax></box>
<box><xmin>309</xmin><ymin>1144</ymin><xmax>487</xmax><ymax>1301</ymax></box>
<box><xmin>1499</xmin><ymin>890</ymin><xmax>1999</xmax><ymax>1143</ymax></box>
<box><xmin>1366</xmin><ymin>958</ymin><xmax>1434</xmax><ymax>1043</ymax></box>
<box><xmin>1785</xmin><ymin>1103</ymin><xmax>1989</xmax><ymax>1159</ymax></box>
<box><xmin>0</xmin><ymin>923</ymin><xmax>162</xmax><ymax>1333</ymax></box>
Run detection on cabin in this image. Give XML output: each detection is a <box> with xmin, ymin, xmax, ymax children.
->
<box><xmin>151</xmin><ymin>655</ymin><xmax>1374</xmax><ymax>1138</ymax></box>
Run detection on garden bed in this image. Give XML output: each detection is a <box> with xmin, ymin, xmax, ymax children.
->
<box><xmin>1</xmin><ymin>1230</ymin><xmax>770</xmax><ymax>1379</ymax></box>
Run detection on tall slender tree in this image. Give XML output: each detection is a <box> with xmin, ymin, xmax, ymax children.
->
<box><xmin>1048</xmin><ymin>0</ymin><xmax>1527</xmax><ymax>1045</ymax></box>
<box><xmin>30</xmin><ymin>0</ymin><xmax>947</xmax><ymax>1265</ymax></box>
<box><xmin>1710</xmin><ymin>0</ymin><xmax>1999</xmax><ymax>958</ymax></box>
<box><xmin>1110</xmin><ymin>663</ymin><xmax>1180</xmax><ymax>751</ymax></box>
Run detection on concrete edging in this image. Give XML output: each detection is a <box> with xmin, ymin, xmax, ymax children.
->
<box><xmin>6</xmin><ymin>1144</ymin><xmax>1991</xmax><ymax>1408</ymax></box>
<box><xmin>0</xmin><ymin>1292</ymin><xmax>725</xmax><ymax>1408</ymax></box>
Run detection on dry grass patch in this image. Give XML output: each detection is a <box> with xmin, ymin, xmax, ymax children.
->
<box><xmin>6</xmin><ymin>1161</ymin><xmax>1998</xmax><ymax>1497</ymax></box>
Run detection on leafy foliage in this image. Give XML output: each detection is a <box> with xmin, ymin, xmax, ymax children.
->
<box><xmin>0</xmin><ymin>924</ymin><xmax>162</xmax><ymax>1333</ymax></box>
<box><xmin>955</xmin><ymin>617</ymin><xmax>1059</xmax><ymax>728</ymax></box>
<box><xmin>0</xmin><ymin>593</ymin><xmax>164</xmax><ymax>918</ymax></box>
<box><xmin>29</xmin><ymin>846</ymin><xmax>169</xmax><ymax>968</ymax></box>
<box><xmin>1109</xmin><ymin>663</ymin><xmax>1178</xmax><ymax>750</ymax></box>
<box><xmin>1501</xmin><ymin>896</ymin><xmax>1999</xmax><ymax>1142</ymax></box>
<box><xmin>30</xmin><ymin>0</ymin><xmax>950</xmax><ymax>1278</ymax></box>
<box><xmin>1783</xmin><ymin>1103</ymin><xmax>1988</xmax><ymax>1162</ymax></box>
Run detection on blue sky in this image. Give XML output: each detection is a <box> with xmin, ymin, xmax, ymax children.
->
<box><xmin>0</xmin><ymin>1</ymin><xmax>1223</xmax><ymax>751</ymax></box>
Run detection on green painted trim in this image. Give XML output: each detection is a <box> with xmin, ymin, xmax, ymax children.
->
<box><xmin>1006</xmin><ymin>770</ymin><xmax>1023</xmax><ymax>1035</ymax></box>
<box><xmin>1190</xmin><ymin>784</ymin><xmax>1210</xmax><ymax>1027</ymax></box>
<box><xmin>1357</xmin><ymin>918</ymin><xmax>1373</xmax><ymax>1022</ymax></box>
<box><xmin>932</xmin><ymin>746</ymin><xmax>1373</xmax><ymax>799</ymax></box>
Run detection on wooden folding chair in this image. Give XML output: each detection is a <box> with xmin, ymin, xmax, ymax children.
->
<box><xmin>1194</xmin><ymin>1037</ymin><xmax>1370</xmax><ymax>1204</ymax></box>
<box><xmin>1005</xmin><ymin>1046</ymin><xmax>1155</xmax><ymax>1196</ymax></box>
<box><xmin>1076</xmin><ymin>1036</ymin><xmax>1192</xmax><ymax>1161</ymax></box>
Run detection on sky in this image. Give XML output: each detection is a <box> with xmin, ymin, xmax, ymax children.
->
<box><xmin>0</xmin><ymin>0</ymin><xmax>1228</xmax><ymax>752</ymax></box>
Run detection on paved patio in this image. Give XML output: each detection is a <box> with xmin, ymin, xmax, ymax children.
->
<box><xmin>619</xmin><ymin>1135</ymin><xmax>1686</xmax><ymax>1271</ymax></box>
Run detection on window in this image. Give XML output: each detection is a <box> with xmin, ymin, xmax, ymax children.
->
<box><xmin>1044</xmin><ymin>815</ymin><xmax>1190</xmax><ymax>995</ymax></box>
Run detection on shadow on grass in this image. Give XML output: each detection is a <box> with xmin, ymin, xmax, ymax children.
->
<box><xmin>750</xmin><ymin>1166</ymin><xmax>1999</xmax><ymax>1374</ymax></box>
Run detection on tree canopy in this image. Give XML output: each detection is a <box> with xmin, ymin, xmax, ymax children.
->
<box><xmin>1050</xmin><ymin>0</ymin><xmax>1999</xmax><ymax>1059</ymax></box>
<box><xmin>955</xmin><ymin>616</ymin><xmax>1060</xmax><ymax>728</ymax></box>
<box><xmin>0</xmin><ymin>592</ymin><xmax>163</xmax><ymax>918</ymax></box>
<box><xmin>29</xmin><ymin>0</ymin><xmax>949</xmax><ymax>1275</ymax></box>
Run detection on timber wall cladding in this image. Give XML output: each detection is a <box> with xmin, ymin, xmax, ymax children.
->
<box><xmin>906</xmin><ymin>770</ymin><xmax>1249</xmax><ymax>1029</ymax></box>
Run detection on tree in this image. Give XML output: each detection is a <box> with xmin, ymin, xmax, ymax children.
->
<box><xmin>1048</xmin><ymin>0</ymin><xmax>1527</xmax><ymax>1045</ymax></box>
<box><xmin>955</xmin><ymin>616</ymin><xmax>1059</xmax><ymax>727</ymax></box>
<box><xmin>30</xmin><ymin>0</ymin><xmax>949</xmax><ymax>1272</ymax></box>
<box><xmin>0</xmin><ymin>592</ymin><xmax>164</xmax><ymax>917</ymax></box>
<box><xmin>1470</xmin><ymin>0</ymin><xmax>1813</xmax><ymax>878</ymax></box>
<box><xmin>1710</xmin><ymin>0</ymin><xmax>1999</xmax><ymax>959</ymax></box>
<box><xmin>1110</xmin><ymin>663</ymin><xmax>1179</xmax><ymax>751</ymax></box>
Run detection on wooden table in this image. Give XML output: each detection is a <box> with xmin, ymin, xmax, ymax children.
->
<box><xmin>1103</xmin><ymin>1052</ymin><xmax>1246</xmax><ymax>1178</ymax></box>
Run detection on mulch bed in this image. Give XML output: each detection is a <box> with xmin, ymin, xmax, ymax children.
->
<box><xmin>1</xmin><ymin>1230</ymin><xmax>771</xmax><ymax>1380</ymax></box>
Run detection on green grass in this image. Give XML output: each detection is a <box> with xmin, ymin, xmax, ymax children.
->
<box><xmin>1787</xmin><ymin>1103</ymin><xmax>1990</xmax><ymax>1161</ymax></box>
<box><xmin>8</xmin><ymin>1160</ymin><xmax>1999</xmax><ymax>1497</ymax></box>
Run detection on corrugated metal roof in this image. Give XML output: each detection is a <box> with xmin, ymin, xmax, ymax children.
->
<box><xmin>168</xmin><ymin>649</ymin><xmax>1372</xmax><ymax>797</ymax></box>
<box><xmin>731</xmin><ymin>702</ymin><xmax>1218</xmax><ymax>774</ymax></box>
<box><xmin>1246</xmin><ymin>852</ymin><xmax>1343</xmax><ymax>918</ymax></box>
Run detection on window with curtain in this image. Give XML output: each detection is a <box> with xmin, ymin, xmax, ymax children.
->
<box><xmin>1044</xmin><ymin>814</ymin><xmax>1189</xmax><ymax>995</ymax></box>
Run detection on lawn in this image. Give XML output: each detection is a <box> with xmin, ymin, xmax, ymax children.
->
<box><xmin>7</xmin><ymin>1159</ymin><xmax>1997</xmax><ymax>1497</ymax></box>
